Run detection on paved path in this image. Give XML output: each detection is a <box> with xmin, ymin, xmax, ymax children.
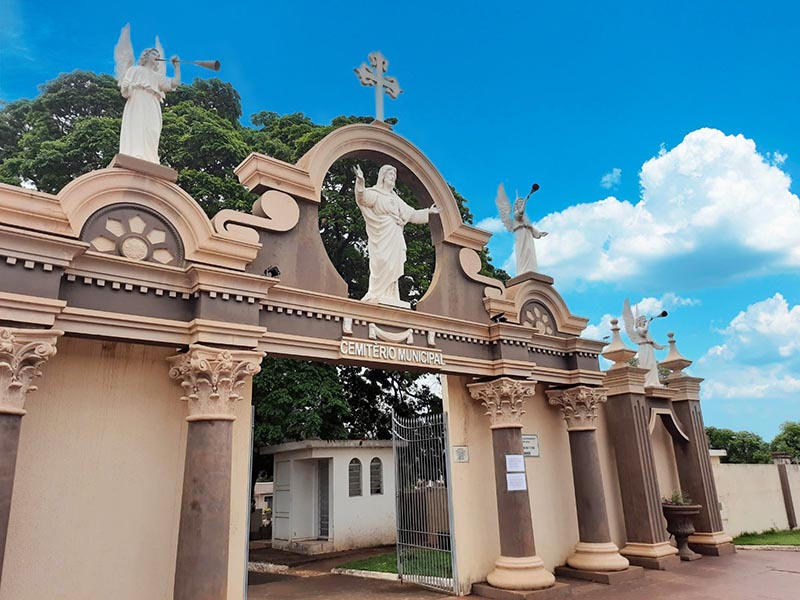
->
<box><xmin>247</xmin><ymin>549</ymin><xmax>799</xmax><ymax>600</ymax></box>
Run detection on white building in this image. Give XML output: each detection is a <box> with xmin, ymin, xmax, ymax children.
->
<box><xmin>253</xmin><ymin>481</ymin><xmax>274</xmax><ymax>512</ymax></box>
<box><xmin>260</xmin><ymin>440</ymin><xmax>395</xmax><ymax>554</ymax></box>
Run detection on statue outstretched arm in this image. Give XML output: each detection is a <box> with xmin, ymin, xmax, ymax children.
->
<box><xmin>353</xmin><ymin>164</ymin><xmax>374</xmax><ymax>207</ymax></box>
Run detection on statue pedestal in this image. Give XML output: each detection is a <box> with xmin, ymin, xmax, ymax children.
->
<box><xmin>506</xmin><ymin>272</ymin><xmax>554</xmax><ymax>288</ymax></box>
<box><xmin>377</xmin><ymin>297</ymin><xmax>411</xmax><ymax>309</ymax></box>
<box><xmin>109</xmin><ymin>154</ymin><xmax>178</xmax><ymax>182</ymax></box>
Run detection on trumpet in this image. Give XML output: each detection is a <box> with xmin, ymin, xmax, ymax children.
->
<box><xmin>155</xmin><ymin>59</ymin><xmax>221</xmax><ymax>71</ymax></box>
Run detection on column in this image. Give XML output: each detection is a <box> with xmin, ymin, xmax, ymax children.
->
<box><xmin>0</xmin><ymin>328</ymin><xmax>61</xmax><ymax>580</ymax></box>
<box><xmin>545</xmin><ymin>386</ymin><xmax>632</xmax><ymax>578</ymax></box>
<box><xmin>467</xmin><ymin>377</ymin><xmax>556</xmax><ymax>592</ymax></box>
<box><xmin>772</xmin><ymin>453</ymin><xmax>797</xmax><ymax>530</ymax></box>
<box><xmin>661</xmin><ymin>334</ymin><xmax>734</xmax><ymax>556</ymax></box>
<box><xmin>600</xmin><ymin>319</ymin><xmax>679</xmax><ymax>570</ymax></box>
<box><xmin>168</xmin><ymin>345</ymin><xmax>264</xmax><ymax>600</ymax></box>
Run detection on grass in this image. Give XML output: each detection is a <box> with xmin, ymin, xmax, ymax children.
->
<box><xmin>733</xmin><ymin>529</ymin><xmax>800</xmax><ymax>545</ymax></box>
<box><xmin>339</xmin><ymin>549</ymin><xmax>453</xmax><ymax>578</ymax></box>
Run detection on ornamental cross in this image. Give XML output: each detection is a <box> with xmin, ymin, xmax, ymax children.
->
<box><xmin>354</xmin><ymin>51</ymin><xmax>402</xmax><ymax>122</ymax></box>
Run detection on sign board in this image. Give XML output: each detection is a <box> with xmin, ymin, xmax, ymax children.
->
<box><xmin>339</xmin><ymin>339</ymin><xmax>444</xmax><ymax>368</ymax></box>
<box><xmin>506</xmin><ymin>472</ymin><xmax>527</xmax><ymax>491</ymax></box>
<box><xmin>452</xmin><ymin>446</ymin><xmax>469</xmax><ymax>463</ymax></box>
<box><xmin>522</xmin><ymin>434</ymin><xmax>540</xmax><ymax>458</ymax></box>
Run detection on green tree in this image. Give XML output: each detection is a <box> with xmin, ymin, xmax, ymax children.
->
<box><xmin>771</xmin><ymin>421</ymin><xmax>800</xmax><ymax>462</ymax></box>
<box><xmin>705</xmin><ymin>426</ymin><xmax>772</xmax><ymax>464</ymax></box>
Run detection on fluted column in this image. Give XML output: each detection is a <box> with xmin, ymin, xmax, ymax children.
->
<box><xmin>467</xmin><ymin>377</ymin><xmax>556</xmax><ymax>592</ymax></box>
<box><xmin>168</xmin><ymin>345</ymin><xmax>263</xmax><ymax>600</ymax></box>
<box><xmin>0</xmin><ymin>328</ymin><xmax>61</xmax><ymax>581</ymax></box>
<box><xmin>546</xmin><ymin>386</ymin><xmax>629</xmax><ymax>574</ymax></box>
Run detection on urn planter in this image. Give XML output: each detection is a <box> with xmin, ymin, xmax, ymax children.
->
<box><xmin>662</xmin><ymin>503</ymin><xmax>702</xmax><ymax>561</ymax></box>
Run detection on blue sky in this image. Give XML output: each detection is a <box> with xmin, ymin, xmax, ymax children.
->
<box><xmin>2</xmin><ymin>1</ymin><xmax>799</xmax><ymax>439</ymax></box>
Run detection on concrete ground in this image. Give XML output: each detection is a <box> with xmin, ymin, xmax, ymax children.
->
<box><xmin>247</xmin><ymin>549</ymin><xmax>799</xmax><ymax>600</ymax></box>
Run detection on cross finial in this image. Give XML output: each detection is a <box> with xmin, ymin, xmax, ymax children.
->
<box><xmin>354</xmin><ymin>51</ymin><xmax>402</xmax><ymax>123</ymax></box>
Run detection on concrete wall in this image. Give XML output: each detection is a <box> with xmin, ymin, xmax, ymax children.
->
<box><xmin>1</xmin><ymin>336</ymin><xmax>252</xmax><ymax>600</ymax></box>
<box><xmin>711</xmin><ymin>460</ymin><xmax>800</xmax><ymax>537</ymax></box>
<box><xmin>331</xmin><ymin>448</ymin><xmax>395</xmax><ymax>550</ymax></box>
<box><xmin>651</xmin><ymin>418</ymin><xmax>681</xmax><ymax>500</ymax></box>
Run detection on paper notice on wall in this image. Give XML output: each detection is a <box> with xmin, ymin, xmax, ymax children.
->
<box><xmin>505</xmin><ymin>454</ymin><xmax>525</xmax><ymax>473</ymax></box>
<box><xmin>506</xmin><ymin>472</ymin><xmax>527</xmax><ymax>492</ymax></box>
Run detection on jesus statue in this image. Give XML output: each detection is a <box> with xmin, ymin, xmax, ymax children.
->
<box><xmin>353</xmin><ymin>164</ymin><xmax>440</xmax><ymax>307</ymax></box>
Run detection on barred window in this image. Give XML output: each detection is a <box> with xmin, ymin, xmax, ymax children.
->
<box><xmin>348</xmin><ymin>458</ymin><xmax>362</xmax><ymax>497</ymax></box>
<box><xmin>370</xmin><ymin>458</ymin><xmax>383</xmax><ymax>495</ymax></box>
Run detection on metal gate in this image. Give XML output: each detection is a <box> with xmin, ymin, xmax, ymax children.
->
<box><xmin>392</xmin><ymin>412</ymin><xmax>458</xmax><ymax>594</ymax></box>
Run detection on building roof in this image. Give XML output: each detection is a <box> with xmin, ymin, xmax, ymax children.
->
<box><xmin>259</xmin><ymin>439</ymin><xmax>394</xmax><ymax>455</ymax></box>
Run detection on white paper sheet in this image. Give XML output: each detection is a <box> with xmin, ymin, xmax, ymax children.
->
<box><xmin>505</xmin><ymin>454</ymin><xmax>525</xmax><ymax>473</ymax></box>
<box><xmin>506</xmin><ymin>472</ymin><xmax>527</xmax><ymax>491</ymax></box>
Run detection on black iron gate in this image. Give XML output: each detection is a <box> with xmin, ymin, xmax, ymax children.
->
<box><xmin>392</xmin><ymin>412</ymin><xmax>458</xmax><ymax>594</ymax></box>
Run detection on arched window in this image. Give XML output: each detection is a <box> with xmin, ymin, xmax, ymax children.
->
<box><xmin>370</xmin><ymin>458</ymin><xmax>383</xmax><ymax>495</ymax></box>
<box><xmin>348</xmin><ymin>458</ymin><xmax>362</xmax><ymax>497</ymax></box>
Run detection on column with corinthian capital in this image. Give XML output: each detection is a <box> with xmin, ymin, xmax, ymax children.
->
<box><xmin>0</xmin><ymin>327</ymin><xmax>61</xmax><ymax>581</ymax></box>
<box><xmin>168</xmin><ymin>345</ymin><xmax>264</xmax><ymax>600</ymax></box>
<box><xmin>546</xmin><ymin>386</ymin><xmax>642</xmax><ymax>584</ymax></box>
<box><xmin>467</xmin><ymin>377</ymin><xmax>565</xmax><ymax>596</ymax></box>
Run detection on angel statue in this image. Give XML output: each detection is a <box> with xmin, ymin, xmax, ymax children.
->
<box><xmin>114</xmin><ymin>24</ymin><xmax>180</xmax><ymax>164</ymax></box>
<box><xmin>622</xmin><ymin>298</ymin><xmax>668</xmax><ymax>387</ymax></box>
<box><xmin>495</xmin><ymin>183</ymin><xmax>548</xmax><ymax>274</ymax></box>
<box><xmin>353</xmin><ymin>164</ymin><xmax>440</xmax><ymax>307</ymax></box>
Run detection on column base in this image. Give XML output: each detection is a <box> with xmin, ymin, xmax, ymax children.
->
<box><xmin>472</xmin><ymin>582</ymin><xmax>570</xmax><ymax>600</ymax></box>
<box><xmin>620</xmin><ymin>542</ymin><xmax>680</xmax><ymax>570</ymax></box>
<box><xmin>555</xmin><ymin>565</ymin><xmax>644</xmax><ymax>585</ymax></box>
<box><xmin>487</xmin><ymin>555</ymin><xmax>556</xmax><ymax>591</ymax></box>
<box><xmin>565</xmin><ymin>542</ymin><xmax>629</xmax><ymax>572</ymax></box>
<box><xmin>688</xmin><ymin>532</ymin><xmax>736</xmax><ymax>556</ymax></box>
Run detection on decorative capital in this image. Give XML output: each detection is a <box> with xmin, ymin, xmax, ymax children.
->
<box><xmin>546</xmin><ymin>386</ymin><xmax>608</xmax><ymax>431</ymax></box>
<box><xmin>168</xmin><ymin>345</ymin><xmax>264</xmax><ymax>421</ymax></box>
<box><xmin>0</xmin><ymin>328</ymin><xmax>62</xmax><ymax>415</ymax></box>
<box><xmin>467</xmin><ymin>377</ymin><xmax>537</xmax><ymax>429</ymax></box>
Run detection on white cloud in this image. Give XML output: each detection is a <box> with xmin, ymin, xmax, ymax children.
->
<box><xmin>475</xmin><ymin>216</ymin><xmax>507</xmax><ymax>234</ymax></box>
<box><xmin>600</xmin><ymin>168</ymin><xmax>622</xmax><ymax>189</ymax></box>
<box><xmin>699</xmin><ymin>293</ymin><xmax>800</xmax><ymax>401</ymax></box>
<box><xmin>531</xmin><ymin>128</ymin><xmax>800</xmax><ymax>289</ymax></box>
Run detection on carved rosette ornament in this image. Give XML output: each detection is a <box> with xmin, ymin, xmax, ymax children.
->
<box><xmin>0</xmin><ymin>328</ymin><xmax>62</xmax><ymax>416</ymax></box>
<box><xmin>168</xmin><ymin>345</ymin><xmax>264</xmax><ymax>421</ymax></box>
<box><xmin>546</xmin><ymin>386</ymin><xmax>608</xmax><ymax>431</ymax></box>
<box><xmin>468</xmin><ymin>377</ymin><xmax>537</xmax><ymax>429</ymax></box>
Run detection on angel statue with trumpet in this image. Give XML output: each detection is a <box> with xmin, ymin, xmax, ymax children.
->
<box><xmin>114</xmin><ymin>24</ymin><xmax>181</xmax><ymax>164</ymax></box>
<box><xmin>622</xmin><ymin>298</ymin><xmax>668</xmax><ymax>387</ymax></box>
<box><xmin>495</xmin><ymin>183</ymin><xmax>548</xmax><ymax>274</ymax></box>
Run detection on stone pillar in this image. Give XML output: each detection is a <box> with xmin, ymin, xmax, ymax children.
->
<box><xmin>467</xmin><ymin>377</ymin><xmax>556</xmax><ymax>592</ymax></box>
<box><xmin>772</xmin><ymin>453</ymin><xmax>797</xmax><ymax>530</ymax></box>
<box><xmin>168</xmin><ymin>345</ymin><xmax>263</xmax><ymax>600</ymax></box>
<box><xmin>661</xmin><ymin>335</ymin><xmax>734</xmax><ymax>557</ymax></box>
<box><xmin>0</xmin><ymin>328</ymin><xmax>61</xmax><ymax>581</ymax></box>
<box><xmin>545</xmin><ymin>386</ymin><xmax>630</xmax><ymax>575</ymax></box>
<box><xmin>600</xmin><ymin>320</ymin><xmax>679</xmax><ymax>570</ymax></box>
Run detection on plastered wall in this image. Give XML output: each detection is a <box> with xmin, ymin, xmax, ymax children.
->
<box><xmin>651</xmin><ymin>418</ymin><xmax>681</xmax><ymax>499</ymax></box>
<box><xmin>712</xmin><ymin>461</ymin><xmax>797</xmax><ymax>537</ymax></box>
<box><xmin>1</xmin><ymin>337</ymin><xmax>252</xmax><ymax>600</ymax></box>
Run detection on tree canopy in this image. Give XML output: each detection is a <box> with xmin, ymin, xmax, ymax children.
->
<box><xmin>705</xmin><ymin>426</ymin><xmax>772</xmax><ymax>464</ymax></box>
<box><xmin>0</xmin><ymin>70</ymin><xmax>508</xmax><ymax>451</ymax></box>
<box><xmin>771</xmin><ymin>421</ymin><xmax>800</xmax><ymax>462</ymax></box>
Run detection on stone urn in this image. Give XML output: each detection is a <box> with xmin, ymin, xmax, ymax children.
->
<box><xmin>662</xmin><ymin>503</ymin><xmax>702</xmax><ymax>561</ymax></box>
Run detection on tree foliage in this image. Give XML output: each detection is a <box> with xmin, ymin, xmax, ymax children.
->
<box><xmin>771</xmin><ymin>421</ymin><xmax>800</xmax><ymax>462</ymax></box>
<box><xmin>705</xmin><ymin>426</ymin><xmax>772</xmax><ymax>464</ymax></box>
<box><xmin>0</xmin><ymin>70</ymin><xmax>506</xmax><ymax>449</ymax></box>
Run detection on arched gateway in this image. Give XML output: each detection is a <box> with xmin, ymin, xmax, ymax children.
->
<box><xmin>0</xmin><ymin>123</ymin><xmax>732</xmax><ymax>599</ymax></box>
